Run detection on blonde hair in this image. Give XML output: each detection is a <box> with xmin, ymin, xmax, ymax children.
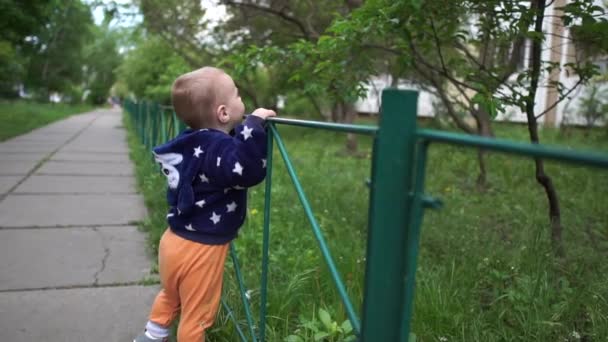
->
<box><xmin>171</xmin><ymin>67</ymin><xmax>226</xmax><ymax>128</ymax></box>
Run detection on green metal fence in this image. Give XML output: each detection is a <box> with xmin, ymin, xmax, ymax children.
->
<box><xmin>124</xmin><ymin>89</ymin><xmax>608</xmax><ymax>342</ymax></box>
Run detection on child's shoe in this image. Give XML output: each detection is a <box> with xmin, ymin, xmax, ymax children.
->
<box><xmin>133</xmin><ymin>330</ymin><xmax>169</xmax><ymax>342</ymax></box>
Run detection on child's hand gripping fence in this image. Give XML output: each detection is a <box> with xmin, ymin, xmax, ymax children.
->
<box><xmin>124</xmin><ymin>89</ymin><xmax>608</xmax><ymax>342</ymax></box>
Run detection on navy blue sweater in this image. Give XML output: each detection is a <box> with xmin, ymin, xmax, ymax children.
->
<box><xmin>153</xmin><ymin>115</ymin><xmax>267</xmax><ymax>244</ymax></box>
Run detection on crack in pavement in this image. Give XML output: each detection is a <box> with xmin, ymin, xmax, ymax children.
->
<box><xmin>92</xmin><ymin>227</ymin><xmax>110</xmax><ymax>286</ymax></box>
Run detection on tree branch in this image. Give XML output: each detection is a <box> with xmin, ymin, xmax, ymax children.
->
<box><xmin>534</xmin><ymin>77</ymin><xmax>584</xmax><ymax>119</ymax></box>
<box><xmin>222</xmin><ymin>0</ymin><xmax>312</xmax><ymax>40</ymax></box>
<box><xmin>412</xmin><ymin>59</ymin><xmax>475</xmax><ymax>134</ymax></box>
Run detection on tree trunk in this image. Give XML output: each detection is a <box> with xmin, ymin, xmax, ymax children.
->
<box><xmin>343</xmin><ymin>102</ymin><xmax>359</xmax><ymax>154</ymax></box>
<box><xmin>527</xmin><ymin>0</ymin><xmax>565</xmax><ymax>258</ymax></box>
<box><xmin>331</xmin><ymin>101</ymin><xmax>343</xmax><ymax>123</ymax></box>
<box><xmin>474</xmin><ymin>108</ymin><xmax>495</xmax><ymax>188</ymax></box>
<box><xmin>332</xmin><ymin>101</ymin><xmax>360</xmax><ymax>155</ymax></box>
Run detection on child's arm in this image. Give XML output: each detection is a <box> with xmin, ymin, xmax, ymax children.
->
<box><xmin>205</xmin><ymin>109</ymin><xmax>276</xmax><ymax>188</ymax></box>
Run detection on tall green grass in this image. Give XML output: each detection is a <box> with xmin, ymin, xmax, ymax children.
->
<box><xmin>0</xmin><ymin>100</ymin><xmax>94</xmax><ymax>141</ymax></box>
<box><xmin>126</xmin><ymin>112</ymin><xmax>608</xmax><ymax>342</ymax></box>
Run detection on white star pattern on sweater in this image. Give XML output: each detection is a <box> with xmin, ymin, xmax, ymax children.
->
<box><xmin>185</xmin><ymin>223</ymin><xmax>195</xmax><ymax>231</ymax></box>
<box><xmin>210</xmin><ymin>212</ymin><xmax>221</xmax><ymax>224</ymax></box>
<box><xmin>233</xmin><ymin>185</ymin><xmax>245</xmax><ymax>190</ymax></box>
<box><xmin>226</xmin><ymin>201</ymin><xmax>237</xmax><ymax>212</ymax></box>
<box><xmin>193</xmin><ymin>146</ymin><xmax>203</xmax><ymax>157</ymax></box>
<box><xmin>224</xmin><ymin>188</ymin><xmax>231</xmax><ymax>194</ymax></box>
<box><xmin>217</xmin><ymin>157</ymin><xmax>221</xmax><ymax>167</ymax></box>
<box><xmin>262</xmin><ymin>159</ymin><xmax>267</xmax><ymax>168</ymax></box>
<box><xmin>199</xmin><ymin>173</ymin><xmax>209</xmax><ymax>183</ymax></box>
<box><xmin>233</xmin><ymin>162</ymin><xmax>243</xmax><ymax>175</ymax></box>
<box><xmin>240</xmin><ymin>125</ymin><xmax>253</xmax><ymax>141</ymax></box>
<box><xmin>195</xmin><ymin>199</ymin><xmax>206</xmax><ymax>208</ymax></box>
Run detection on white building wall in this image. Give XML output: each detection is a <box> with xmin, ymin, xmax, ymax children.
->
<box><xmin>354</xmin><ymin>75</ymin><xmax>437</xmax><ymax>117</ymax></box>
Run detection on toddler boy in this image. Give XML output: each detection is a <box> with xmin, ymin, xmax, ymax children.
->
<box><xmin>134</xmin><ymin>66</ymin><xmax>276</xmax><ymax>342</ymax></box>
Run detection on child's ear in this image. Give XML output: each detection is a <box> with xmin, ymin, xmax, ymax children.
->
<box><xmin>216</xmin><ymin>104</ymin><xmax>230</xmax><ymax>124</ymax></box>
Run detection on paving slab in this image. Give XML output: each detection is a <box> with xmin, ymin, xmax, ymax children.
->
<box><xmin>0</xmin><ymin>145</ymin><xmax>58</xmax><ymax>153</ymax></box>
<box><xmin>0</xmin><ymin>141</ymin><xmax>63</xmax><ymax>149</ymax></box>
<box><xmin>0</xmin><ymin>226</ymin><xmax>151</xmax><ymax>290</ymax></box>
<box><xmin>35</xmin><ymin>160</ymin><xmax>134</xmax><ymax>176</ymax></box>
<box><xmin>0</xmin><ymin>176</ymin><xmax>22</xmax><ymax>193</ymax></box>
<box><xmin>8</xmin><ymin>136</ymin><xmax>68</xmax><ymax>143</ymax></box>
<box><xmin>0</xmin><ymin>160</ymin><xmax>40</xmax><ymax>175</ymax></box>
<box><xmin>0</xmin><ymin>194</ymin><xmax>146</xmax><ymax>227</ymax></box>
<box><xmin>14</xmin><ymin>175</ymin><xmax>136</xmax><ymax>194</ymax></box>
<box><xmin>51</xmin><ymin>151</ymin><xmax>130</xmax><ymax>163</ymax></box>
<box><xmin>61</xmin><ymin>141</ymin><xmax>129</xmax><ymax>153</ymax></box>
<box><xmin>0</xmin><ymin>152</ymin><xmax>48</xmax><ymax>161</ymax></box>
<box><xmin>0</xmin><ymin>285</ymin><xmax>159</xmax><ymax>342</ymax></box>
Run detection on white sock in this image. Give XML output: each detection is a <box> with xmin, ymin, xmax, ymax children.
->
<box><xmin>145</xmin><ymin>321</ymin><xmax>169</xmax><ymax>339</ymax></box>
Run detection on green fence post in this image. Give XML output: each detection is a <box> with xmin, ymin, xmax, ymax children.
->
<box><xmin>160</xmin><ymin>107</ymin><xmax>168</xmax><ymax>143</ymax></box>
<box><xmin>259</xmin><ymin>123</ymin><xmax>274</xmax><ymax>341</ymax></box>
<box><xmin>172</xmin><ymin>110</ymin><xmax>180</xmax><ymax>138</ymax></box>
<box><xmin>361</xmin><ymin>89</ymin><xmax>418</xmax><ymax>341</ymax></box>
<box><xmin>154</xmin><ymin>103</ymin><xmax>160</xmax><ymax>146</ymax></box>
<box><xmin>136</xmin><ymin>101</ymin><xmax>142</xmax><ymax>143</ymax></box>
<box><xmin>142</xmin><ymin>101</ymin><xmax>148</xmax><ymax>147</ymax></box>
<box><xmin>400</xmin><ymin>141</ymin><xmax>430</xmax><ymax>341</ymax></box>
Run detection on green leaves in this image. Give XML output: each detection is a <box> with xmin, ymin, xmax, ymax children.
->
<box><xmin>318</xmin><ymin>308</ymin><xmax>333</xmax><ymax>330</ymax></box>
<box><xmin>116</xmin><ymin>36</ymin><xmax>190</xmax><ymax>103</ymax></box>
<box><xmin>286</xmin><ymin>307</ymin><xmax>357</xmax><ymax>341</ymax></box>
<box><xmin>472</xmin><ymin>92</ymin><xmax>504</xmax><ymax>119</ymax></box>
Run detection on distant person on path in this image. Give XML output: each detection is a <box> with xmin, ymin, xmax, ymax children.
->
<box><xmin>134</xmin><ymin>66</ymin><xmax>276</xmax><ymax>342</ymax></box>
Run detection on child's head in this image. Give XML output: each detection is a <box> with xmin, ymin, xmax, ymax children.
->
<box><xmin>171</xmin><ymin>67</ymin><xmax>245</xmax><ymax>131</ymax></box>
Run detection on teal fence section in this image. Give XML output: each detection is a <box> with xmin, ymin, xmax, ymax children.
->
<box><xmin>123</xmin><ymin>89</ymin><xmax>608</xmax><ymax>341</ymax></box>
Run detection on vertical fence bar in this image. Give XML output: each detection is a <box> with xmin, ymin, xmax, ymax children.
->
<box><xmin>361</xmin><ymin>89</ymin><xmax>418</xmax><ymax>341</ymax></box>
<box><xmin>142</xmin><ymin>101</ymin><xmax>149</xmax><ymax>148</ymax></box>
<box><xmin>230</xmin><ymin>243</ymin><xmax>258</xmax><ymax>342</ymax></box>
<box><xmin>137</xmin><ymin>101</ymin><xmax>142</xmax><ymax>143</ymax></box>
<box><xmin>172</xmin><ymin>110</ymin><xmax>180</xmax><ymax>137</ymax></box>
<box><xmin>160</xmin><ymin>108</ymin><xmax>167</xmax><ymax>143</ymax></box>
<box><xmin>221</xmin><ymin>299</ymin><xmax>249</xmax><ymax>342</ymax></box>
<box><xmin>151</xmin><ymin>102</ymin><xmax>159</xmax><ymax>147</ymax></box>
<box><xmin>259</xmin><ymin>123</ymin><xmax>274</xmax><ymax>342</ymax></box>
<box><xmin>136</xmin><ymin>101</ymin><xmax>142</xmax><ymax>143</ymax></box>
<box><xmin>400</xmin><ymin>141</ymin><xmax>430</xmax><ymax>342</ymax></box>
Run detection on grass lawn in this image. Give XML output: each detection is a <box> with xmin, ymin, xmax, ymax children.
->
<box><xmin>126</xmin><ymin>112</ymin><xmax>608</xmax><ymax>342</ymax></box>
<box><xmin>0</xmin><ymin>100</ymin><xmax>95</xmax><ymax>141</ymax></box>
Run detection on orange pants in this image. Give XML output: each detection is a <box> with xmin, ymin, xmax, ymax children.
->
<box><xmin>149</xmin><ymin>228</ymin><xmax>229</xmax><ymax>341</ymax></box>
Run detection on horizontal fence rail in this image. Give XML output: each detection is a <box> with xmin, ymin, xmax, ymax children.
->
<box><xmin>267</xmin><ymin>117</ymin><xmax>378</xmax><ymax>135</ymax></box>
<box><xmin>123</xmin><ymin>90</ymin><xmax>608</xmax><ymax>341</ymax></box>
<box><xmin>417</xmin><ymin>128</ymin><xmax>608</xmax><ymax>168</ymax></box>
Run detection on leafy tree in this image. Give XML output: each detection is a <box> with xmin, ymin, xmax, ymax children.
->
<box><xmin>83</xmin><ymin>22</ymin><xmax>123</xmax><ymax>104</ymax></box>
<box><xmin>136</xmin><ymin>0</ymin><xmax>366</xmax><ymax>152</ymax></box>
<box><xmin>115</xmin><ymin>35</ymin><xmax>190</xmax><ymax>103</ymax></box>
<box><xmin>22</xmin><ymin>0</ymin><xmax>94</xmax><ymax>100</ymax></box>
<box><xmin>222</xmin><ymin>0</ymin><xmax>369</xmax><ymax>153</ymax></box>
<box><xmin>235</xmin><ymin>0</ymin><xmax>606</xmax><ymax>256</ymax></box>
<box><xmin>0</xmin><ymin>0</ymin><xmax>51</xmax><ymax>97</ymax></box>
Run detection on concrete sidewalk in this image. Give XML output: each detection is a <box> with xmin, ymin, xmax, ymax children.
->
<box><xmin>0</xmin><ymin>108</ymin><xmax>158</xmax><ymax>341</ymax></box>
